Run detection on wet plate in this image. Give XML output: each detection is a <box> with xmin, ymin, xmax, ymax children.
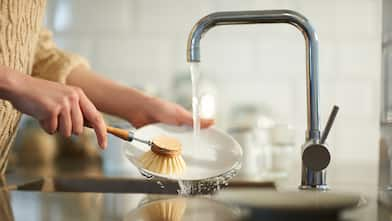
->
<box><xmin>123</xmin><ymin>123</ymin><xmax>243</xmax><ymax>194</ymax></box>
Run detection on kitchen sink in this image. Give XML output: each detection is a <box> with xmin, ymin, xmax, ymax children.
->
<box><xmin>15</xmin><ymin>177</ymin><xmax>275</xmax><ymax>194</ymax></box>
<box><xmin>13</xmin><ymin>177</ymin><xmax>363</xmax><ymax>220</ymax></box>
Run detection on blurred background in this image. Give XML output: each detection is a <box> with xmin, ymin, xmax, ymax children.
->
<box><xmin>12</xmin><ymin>0</ymin><xmax>380</xmax><ymax>177</ymax></box>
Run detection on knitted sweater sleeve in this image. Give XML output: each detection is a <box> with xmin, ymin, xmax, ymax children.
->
<box><xmin>32</xmin><ymin>27</ymin><xmax>90</xmax><ymax>84</ymax></box>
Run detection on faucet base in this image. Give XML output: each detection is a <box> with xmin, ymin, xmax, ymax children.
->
<box><xmin>300</xmin><ymin>142</ymin><xmax>330</xmax><ymax>190</ymax></box>
<box><xmin>299</xmin><ymin>184</ymin><xmax>329</xmax><ymax>191</ymax></box>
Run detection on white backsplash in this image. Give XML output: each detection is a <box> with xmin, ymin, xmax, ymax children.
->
<box><xmin>45</xmin><ymin>0</ymin><xmax>381</xmax><ymax>164</ymax></box>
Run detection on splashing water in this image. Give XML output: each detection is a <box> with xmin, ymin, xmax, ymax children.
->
<box><xmin>139</xmin><ymin>166</ymin><xmax>240</xmax><ymax>195</ymax></box>
<box><xmin>190</xmin><ymin>62</ymin><xmax>201</xmax><ymax>149</ymax></box>
<box><xmin>176</xmin><ymin>168</ymin><xmax>239</xmax><ymax>195</ymax></box>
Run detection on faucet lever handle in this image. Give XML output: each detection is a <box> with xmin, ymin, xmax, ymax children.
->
<box><xmin>320</xmin><ymin>105</ymin><xmax>339</xmax><ymax>143</ymax></box>
<box><xmin>302</xmin><ymin>144</ymin><xmax>330</xmax><ymax>171</ymax></box>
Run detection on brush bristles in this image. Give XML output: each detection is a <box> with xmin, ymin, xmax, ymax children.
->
<box><xmin>139</xmin><ymin>151</ymin><xmax>186</xmax><ymax>175</ymax></box>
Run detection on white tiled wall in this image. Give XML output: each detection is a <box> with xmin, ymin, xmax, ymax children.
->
<box><xmin>45</xmin><ymin>0</ymin><xmax>381</xmax><ymax>164</ymax></box>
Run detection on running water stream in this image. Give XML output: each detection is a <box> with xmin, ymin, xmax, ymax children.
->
<box><xmin>190</xmin><ymin>62</ymin><xmax>201</xmax><ymax>149</ymax></box>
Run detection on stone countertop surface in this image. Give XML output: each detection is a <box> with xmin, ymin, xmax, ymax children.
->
<box><xmin>0</xmin><ymin>158</ymin><xmax>387</xmax><ymax>220</ymax></box>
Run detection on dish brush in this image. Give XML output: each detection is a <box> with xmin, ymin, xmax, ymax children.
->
<box><xmin>104</xmin><ymin>126</ymin><xmax>186</xmax><ymax>175</ymax></box>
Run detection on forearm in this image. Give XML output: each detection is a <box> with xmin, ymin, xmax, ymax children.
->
<box><xmin>0</xmin><ymin>65</ymin><xmax>25</xmax><ymax>101</ymax></box>
<box><xmin>66</xmin><ymin>66</ymin><xmax>152</xmax><ymax>119</ymax></box>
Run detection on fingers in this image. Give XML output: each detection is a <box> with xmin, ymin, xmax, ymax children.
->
<box><xmin>39</xmin><ymin>105</ymin><xmax>60</xmax><ymax>134</ymax></box>
<box><xmin>200</xmin><ymin>118</ymin><xmax>215</xmax><ymax>128</ymax></box>
<box><xmin>38</xmin><ymin>86</ymin><xmax>107</xmax><ymax>149</ymax></box>
<box><xmin>58</xmin><ymin>93</ymin><xmax>75</xmax><ymax>138</ymax></box>
<box><xmin>59</xmin><ymin>108</ymin><xmax>72</xmax><ymax>137</ymax></box>
<box><xmin>78</xmin><ymin>91</ymin><xmax>107</xmax><ymax>149</ymax></box>
<box><xmin>176</xmin><ymin>106</ymin><xmax>214</xmax><ymax>128</ymax></box>
<box><xmin>70</xmin><ymin>100</ymin><xmax>84</xmax><ymax>135</ymax></box>
<box><xmin>176</xmin><ymin>106</ymin><xmax>193</xmax><ymax>126</ymax></box>
<box><xmin>39</xmin><ymin>117</ymin><xmax>58</xmax><ymax>134</ymax></box>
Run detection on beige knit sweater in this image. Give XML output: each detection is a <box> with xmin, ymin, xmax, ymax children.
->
<box><xmin>0</xmin><ymin>0</ymin><xmax>89</xmax><ymax>174</ymax></box>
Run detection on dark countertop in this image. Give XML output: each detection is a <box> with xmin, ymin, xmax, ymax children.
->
<box><xmin>0</xmin><ymin>157</ymin><xmax>388</xmax><ymax>220</ymax></box>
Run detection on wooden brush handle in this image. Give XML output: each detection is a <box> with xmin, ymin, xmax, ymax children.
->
<box><xmin>85</xmin><ymin>123</ymin><xmax>130</xmax><ymax>141</ymax></box>
<box><xmin>106</xmin><ymin>126</ymin><xmax>130</xmax><ymax>141</ymax></box>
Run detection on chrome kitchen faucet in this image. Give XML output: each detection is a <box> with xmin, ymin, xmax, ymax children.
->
<box><xmin>186</xmin><ymin>10</ymin><xmax>338</xmax><ymax>190</ymax></box>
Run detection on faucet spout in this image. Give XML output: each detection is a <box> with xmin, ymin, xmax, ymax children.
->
<box><xmin>187</xmin><ymin>10</ymin><xmax>321</xmax><ymax>142</ymax></box>
<box><xmin>187</xmin><ymin>10</ymin><xmax>331</xmax><ymax>190</ymax></box>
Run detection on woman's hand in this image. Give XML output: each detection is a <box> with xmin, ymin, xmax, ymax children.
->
<box><xmin>1</xmin><ymin>68</ymin><xmax>107</xmax><ymax>148</ymax></box>
<box><xmin>125</xmin><ymin>96</ymin><xmax>214</xmax><ymax>129</ymax></box>
<box><xmin>66</xmin><ymin>66</ymin><xmax>214</xmax><ymax>130</ymax></box>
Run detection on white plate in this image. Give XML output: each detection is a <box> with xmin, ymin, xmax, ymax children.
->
<box><xmin>123</xmin><ymin>123</ymin><xmax>243</xmax><ymax>181</ymax></box>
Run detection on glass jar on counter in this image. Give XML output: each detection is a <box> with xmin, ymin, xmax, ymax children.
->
<box><xmin>267</xmin><ymin>124</ymin><xmax>295</xmax><ymax>178</ymax></box>
<box><xmin>227</xmin><ymin>104</ymin><xmax>275</xmax><ymax>180</ymax></box>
